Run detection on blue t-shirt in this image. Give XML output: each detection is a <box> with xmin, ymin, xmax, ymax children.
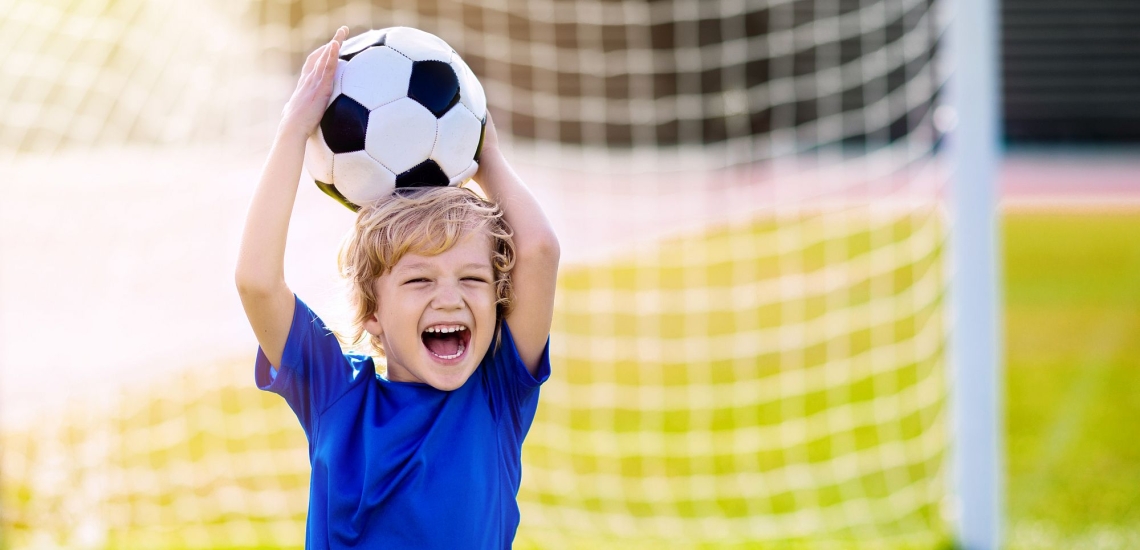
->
<box><xmin>254</xmin><ymin>295</ymin><xmax>550</xmax><ymax>549</ymax></box>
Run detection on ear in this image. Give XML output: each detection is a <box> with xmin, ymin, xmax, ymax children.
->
<box><xmin>362</xmin><ymin>309</ymin><xmax>383</xmax><ymax>338</ymax></box>
<box><xmin>362</xmin><ymin>278</ymin><xmax>385</xmax><ymax>337</ymax></box>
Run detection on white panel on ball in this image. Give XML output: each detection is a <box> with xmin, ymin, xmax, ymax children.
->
<box><xmin>305</xmin><ymin>127</ymin><xmax>335</xmax><ymax>183</ymax></box>
<box><xmin>433</xmin><ymin>105</ymin><xmax>482</xmax><ymax>178</ymax></box>
<box><xmin>365</xmin><ymin>98</ymin><xmax>439</xmax><ymax>175</ymax></box>
<box><xmin>332</xmin><ymin>150</ymin><xmax>397</xmax><ymax>205</ymax></box>
<box><xmin>450</xmin><ymin>161</ymin><xmax>479</xmax><ymax>186</ymax></box>
<box><xmin>451</xmin><ymin>55</ymin><xmax>486</xmax><ymax>120</ymax></box>
<box><xmin>330</xmin><ymin>59</ymin><xmax>346</xmax><ymax>104</ymax></box>
<box><xmin>341</xmin><ymin>29</ymin><xmax>386</xmax><ymax>58</ymax></box>
<box><xmin>340</xmin><ymin>46</ymin><xmax>413</xmax><ymax>110</ymax></box>
<box><xmin>383</xmin><ymin>27</ymin><xmax>453</xmax><ymax>63</ymax></box>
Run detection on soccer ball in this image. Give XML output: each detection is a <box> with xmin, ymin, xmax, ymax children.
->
<box><xmin>305</xmin><ymin>27</ymin><xmax>488</xmax><ymax>211</ymax></box>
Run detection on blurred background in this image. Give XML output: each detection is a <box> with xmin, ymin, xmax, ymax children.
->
<box><xmin>0</xmin><ymin>0</ymin><xmax>1136</xmax><ymax>548</ymax></box>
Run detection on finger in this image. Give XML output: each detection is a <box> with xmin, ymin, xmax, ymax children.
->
<box><xmin>334</xmin><ymin>26</ymin><xmax>349</xmax><ymax>45</ymax></box>
<box><xmin>301</xmin><ymin>43</ymin><xmax>326</xmax><ymax>76</ymax></box>
<box><xmin>296</xmin><ymin>60</ymin><xmax>320</xmax><ymax>93</ymax></box>
<box><xmin>320</xmin><ymin>39</ymin><xmax>337</xmax><ymax>76</ymax></box>
<box><xmin>304</xmin><ymin>40</ymin><xmax>334</xmax><ymax>82</ymax></box>
<box><xmin>311</xmin><ymin>39</ymin><xmax>337</xmax><ymax>90</ymax></box>
<box><xmin>327</xmin><ymin>39</ymin><xmax>340</xmax><ymax>71</ymax></box>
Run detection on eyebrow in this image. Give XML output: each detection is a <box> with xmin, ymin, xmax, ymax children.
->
<box><xmin>395</xmin><ymin>261</ymin><xmax>492</xmax><ymax>273</ymax></box>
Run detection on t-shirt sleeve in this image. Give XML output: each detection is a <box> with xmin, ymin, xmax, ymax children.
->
<box><xmin>483</xmin><ymin>321</ymin><xmax>551</xmax><ymax>428</ymax></box>
<box><xmin>253</xmin><ymin>295</ymin><xmax>366</xmax><ymax>437</ymax></box>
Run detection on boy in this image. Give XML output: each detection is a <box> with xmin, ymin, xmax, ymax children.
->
<box><xmin>235</xmin><ymin>27</ymin><xmax>560</xmax><ymax>548</ymax></box>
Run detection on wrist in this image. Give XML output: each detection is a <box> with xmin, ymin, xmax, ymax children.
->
<box><xmin>273</xmin><ymin>122</ymin><xmax>310</xmax><ymax>150</ymax></box>
<box><xmin>478</xmin><ymin>144</ymin><xmax>507</xmax><ymax>174</ymax></box>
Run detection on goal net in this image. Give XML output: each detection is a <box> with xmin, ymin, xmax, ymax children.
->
<box><xmin>0</xmin><ymin>0</ymin><xmax>951</xmax><ymax>547</ymax></box>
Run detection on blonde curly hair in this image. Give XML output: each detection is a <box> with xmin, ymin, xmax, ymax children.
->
<box><xmin>337</xmin><ymin>186</ymin><xmax>515</xmax><ymax>357</ymax></box>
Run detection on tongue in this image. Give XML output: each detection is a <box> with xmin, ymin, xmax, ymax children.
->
<box><xmin>424</xmin><ymin>332</ymin><xmax>462</xmax><ymax>357</ymax></box>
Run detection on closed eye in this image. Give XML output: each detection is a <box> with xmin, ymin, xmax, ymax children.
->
<box><xmin>462</xmin><ymin>277</ymin><xmax>489</xmax><ymax>283</ymax></box>
<box><xmin>404</xmin><ymin>278</ymin><xmax>430</xmax><ymax>285</ymax></box>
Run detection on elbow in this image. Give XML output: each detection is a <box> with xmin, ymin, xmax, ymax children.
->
<box><xmin>545</xmin><ymin>235</ymin><xmax>561</xmax><ymax>263</ymax></box>
<box><xmin>234</xmin><ymin>269</ymin><xmax>281</xmax><ymax>298</ymax></box>
<box><xmin>234</xmin><ymin>271</ymin><xmax>260</xmax><ymax>297</ymax></box>
<box><xmin>517</xmin><ymin>233</ymin><xmax>560</xmax><ymax>264</ymax></box>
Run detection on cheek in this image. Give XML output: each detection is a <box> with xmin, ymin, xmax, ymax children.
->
<box><xmin>469</xmin><ymin>286</ymin><xmax>498</xmax><ymax>312</ymax></box>
<box><xmin>378</xmin><ymin>294</ymin><xmax>422</xmax><ymax>335</ymax></box>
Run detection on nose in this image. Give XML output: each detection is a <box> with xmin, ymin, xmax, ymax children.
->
<box><xmin>430</xmin><ymin>280</ymin><xmax>464</xmax><ymax>310</ymax></box>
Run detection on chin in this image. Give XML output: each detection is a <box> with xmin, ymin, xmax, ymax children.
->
<box><xmin>418</xmin><ymin>351</ymin><xmax>478</xmax><ymax>391</ymax></box>
<box><xmin>419</xmin><ymin>360</ymin><xmax>479</xmax><ymax>391</ymax></box>
<box><xmin>427</xmin><ymin>376</ymin><xmax>469</xmax><ymax>392</ymax></box>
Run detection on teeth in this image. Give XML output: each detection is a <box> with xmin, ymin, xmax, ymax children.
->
<box><xmin>425</xmin><ymin>325</ymin><xmax>467</xmax><ymax>334</ymax></box>
<box><xmin>429</xmin><ymin>341</ymin><xmax>466</xmax><ymax>360</ymax></box>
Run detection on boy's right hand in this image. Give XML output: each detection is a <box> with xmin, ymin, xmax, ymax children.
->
<box><xmin>238</xmin><ymin>25</ymin><xmax>347</xmax><ymax>368</ymax></box>
<box><xmin>278</xmin><ymin>26</ymin><xmax>349</xmax><ymax>140</ymax></box>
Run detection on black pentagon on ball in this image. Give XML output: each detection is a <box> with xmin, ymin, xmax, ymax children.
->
<box><xmin>408</xmin><ymin>60</ymin><xmax>461</xmax><ymax>118</ymax></box>
<box><xmin>320</xmin><ymin>95</ymin><xmax>369</xmax><ymax>154</ymax></box>
<box><xmin>395</xmin><ymin>159</ymin><xmax>450</xmax><ymax>188</ymax></box>
<box><xmin>339</xmin><ymin>29</ymin><xmax>386</xmax><ymax>62</ymax></box>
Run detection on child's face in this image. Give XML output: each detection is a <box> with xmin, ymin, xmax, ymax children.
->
<box><xmin>364</xmin><ymin>230</ymin><xmax>498</xmax><ymax>390</ymax></box>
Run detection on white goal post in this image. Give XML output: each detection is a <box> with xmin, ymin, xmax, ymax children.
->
<box><xmin>948</xmin><ymin>0</ymin><xmax>1002</xmax><ymax>547</ymax></box>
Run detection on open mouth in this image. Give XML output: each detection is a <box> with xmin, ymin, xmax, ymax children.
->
<box><xmin>421</xmin><ymin>325</ymin><xmax>471</xmax><ymax>362</ymax></box>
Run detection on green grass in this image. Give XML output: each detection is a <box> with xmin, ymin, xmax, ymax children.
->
<box><xmin>1004</xmin><ymin>212</ymin><xmax>1140</xmax><ymax>549</ymax></box>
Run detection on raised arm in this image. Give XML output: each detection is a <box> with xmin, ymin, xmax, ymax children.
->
<box><xmin>235</xmin><ymin>27</ymin><xmax>348</xmax><ymax>367</ymax></box>
<box><xmin>473</xmin><ymin>116</ymin><xmax>560</xmax><ymax>375</ymax></box>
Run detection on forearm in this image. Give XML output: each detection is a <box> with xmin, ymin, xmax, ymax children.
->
<box><xmin>476</xmin><ymin>150</ymin><xmax>559</xmax><ymax>255</ymax></box>
<box><xmin>474</xmin><ymin>144</ymin><xmax>560</xmax><ymax>370</ymax></box>
<box><xmin>235</xmin><ymin>130</ymin><xmax>308</xmax><ymax>291</ymax></box>
<box><xmin>234</xmin><ymin>28</ymin><xmax>344</xmax><ymax>366</ymax></box>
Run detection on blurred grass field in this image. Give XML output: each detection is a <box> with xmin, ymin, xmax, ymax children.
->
<box><xmin>1004</xmin><ymin>211</ymin><xmax>1140</xmax><ymax>549</ymax></box>
<box><xmin>3</xmin><ymin>209</ymin><xmax>1137</xmax><ymax>549</ymax></box>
